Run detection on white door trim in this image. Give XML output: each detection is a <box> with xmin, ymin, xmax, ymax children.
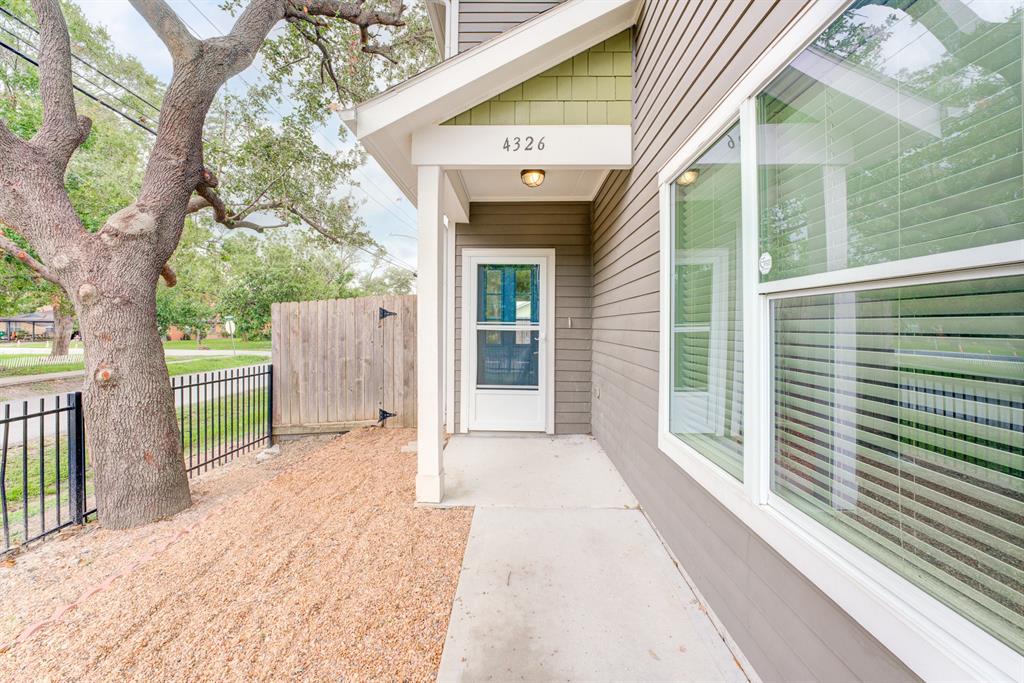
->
<box><xmin>460</xmin><ymin>248</ymin><xmax>556</xmax><ymax>434</ymax></box>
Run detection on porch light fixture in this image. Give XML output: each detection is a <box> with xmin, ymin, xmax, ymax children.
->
<box><xmin>675</xmin><ymin>168</ymin><xmax>700</xmax><ymax>186</ymax></box>
<box><xmin>520</xmin><ymin>169</ymin><xmax>545</xmax><ymax>188</ymax></box>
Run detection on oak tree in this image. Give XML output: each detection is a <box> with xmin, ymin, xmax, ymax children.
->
<box><xmin>0</xmin><ymin>0</ymin><xmax>428</xmax><ymax>528</ymax></box>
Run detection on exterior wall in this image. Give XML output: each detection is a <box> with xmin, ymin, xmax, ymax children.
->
<box><xmin>458</xmin><ymin>0</ymin><xmax>565</xmax><ymax>53</ymax></box>
<box><xmin>454</xmin><ymin>202</ymin><xmax>591</xmax><ymax>434</ymax></box>
<box><xmin>589</xmin><ymin>2</ymin><xmax>920</xmax><ymax>681</ymax></box>
<box><xmin>444</xmin><ymin>30</ymin><xmax>632</xmax><ymax>125</ymax></box>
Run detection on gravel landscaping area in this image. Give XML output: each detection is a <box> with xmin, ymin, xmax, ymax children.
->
<box><xmin>0</xmin><ymin>427</ymin><xmax>473</xmax><ymax>682</ymax></box>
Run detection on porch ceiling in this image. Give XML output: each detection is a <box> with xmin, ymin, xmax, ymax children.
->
<box><xmin>456</xmin><ymin>168</ymin><xmax>608</xmax><ymax>203</ymax></box>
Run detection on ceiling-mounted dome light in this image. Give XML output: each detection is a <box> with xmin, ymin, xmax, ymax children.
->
<box><xmin>520</xmin><ymin>169</ymin><xmax>545</xmax><ymax>188</ymax></box>
<box><xmin>675</xmin><ymin>169</ymin><xmax>700</xmax><ymax>186</ymax></box>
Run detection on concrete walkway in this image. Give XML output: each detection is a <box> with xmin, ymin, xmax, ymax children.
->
<box><xmin>437</xmin><ymin>434</ymin><xmax>750</xmax><ymax>683</ymax></box>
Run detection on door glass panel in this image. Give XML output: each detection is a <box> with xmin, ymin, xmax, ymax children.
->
<box><xmin>475</xmin><ymin>263</ymin><xmax>541</xmax><ymax>389</ymax></box>
<box><xmin>477</xmin><ymin>265</ymin><xmax>540</xmax><ymax>324</ymax></box>
<box><xmin>477</xmin><ymin>330</ymin><xmax>539</xmax><ymax>387</ymax></box>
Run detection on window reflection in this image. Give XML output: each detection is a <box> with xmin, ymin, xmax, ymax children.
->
<box><xmin>758</xmin><ymin>0</ymin><xmax>1024</xmax><ymax>281</ymax></box>
<box><xmin>670</xmin><ymin>122</ymin><xmax>744</xmax><ymax>480</ymax></box>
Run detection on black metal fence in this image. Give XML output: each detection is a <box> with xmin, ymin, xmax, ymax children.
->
<box><xmin>172</xmin><ymin>365</ymin><xmax>273</xmax><ymax>475</ymax></box>
<box><xmin>1</xmin><ymin>364</ymin><xmax>272</xmax><ymax>553</ymax></box>
<box><xmin>0</xmin><ymin>393</ymin><xmax>91</xmax><ymax>553</ymax></box>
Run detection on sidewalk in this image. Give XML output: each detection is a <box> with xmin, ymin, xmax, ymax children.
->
<box><xmin>0</xmin><ymin>369</ymin><xmax>83</xmax><ymax>388</ymax></box>
<box><xmin>437</xmin><ymin>434</ymin><xmax>751</xmax><ymax>683</ymax></box>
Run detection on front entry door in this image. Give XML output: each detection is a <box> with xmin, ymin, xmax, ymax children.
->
<box><xmin>464</xmin><ymin>251</ymin><xmax>553</xmax><ymax>432</ymax></box>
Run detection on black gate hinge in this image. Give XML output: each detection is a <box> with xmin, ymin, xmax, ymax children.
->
<box><xmin>378</xmin><ymin>408</ymin><xmax>397</xmax><ymax>425</ymax></box>
<box><xmin>379</xmin><ymin>307</ymin><xmax>397</xmax><ymax>321</ymax></box>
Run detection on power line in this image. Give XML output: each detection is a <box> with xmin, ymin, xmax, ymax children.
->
<box><xmin>0</xmin><ymin>35</ymin><xmax>158</xmax><ymax>134</ymax></box>
<box><xmin>0</xmin><ymin>24</ymin><xmax>160</xmax><ymax>131</ymax></box>
<box><xmin>0</xmin><ymin>5</ymin><xmax>160</xmax><ymax>114</ymax></box>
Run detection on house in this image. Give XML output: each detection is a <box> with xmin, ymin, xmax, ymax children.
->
<box><xmin>341</xmin><ymin>1</ymin><xmax>1023</xmax><ymax>680</ymax></box>
<box><xmin>0</xmin><ymin>310</ymin><xmax>54</xmax><ymax>339</ymax></box>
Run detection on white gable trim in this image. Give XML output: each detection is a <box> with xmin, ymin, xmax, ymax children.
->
<box><xmin>340</xmin><ymin>0</ymin><xmax>640</xmax><ymax>204</ymax></box>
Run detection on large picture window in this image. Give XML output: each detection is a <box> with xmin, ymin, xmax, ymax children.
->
<box><xmin>670</xmin><ymin>122</ymin><xmax>744</xmax><ymax>480</ymax></box>
<box><xmin>756</xmin><ymin>0</ymin><xmax>1023</xmax><ymax>282</ymax></box>
<box><xmin>772</xmin><ymin>275</ymin><xmax>1024</xmax><ymax>653</ymax></box>
<box><xmin>658</xmin><ymin>0</ymin><xmax>1024</xmax><ymax>675</ymax></box>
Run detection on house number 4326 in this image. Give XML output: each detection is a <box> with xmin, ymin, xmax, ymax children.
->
<box><xmin>503</xmin><ymin>136</ymin><xmax>545</xmax><ymax>152</ymax></box>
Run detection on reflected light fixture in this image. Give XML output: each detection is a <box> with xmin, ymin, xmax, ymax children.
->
<box><xmin>520</xmin><ymin>169</ymin><xmax>546</xmax><ymax>188</ymax></box>
<box><xmin>675</xmin><ymin>168</ymin><xmax>700</xmax><ymax>186</ymax></box>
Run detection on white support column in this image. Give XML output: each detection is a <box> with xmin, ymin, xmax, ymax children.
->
<box><xmin>416</xmin><ymin>165</ymin><xmax>445</xmax><ymax>503</ymax></box>
<box><xmin>444</xmin><ymin>215</ymin><xmax>457</xmax><ymax>434</ymax></box>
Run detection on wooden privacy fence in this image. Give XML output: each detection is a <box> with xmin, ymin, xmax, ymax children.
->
<box><xmin>270</xmin><ymin>295</ymin><xmax>417</xmax><ymax>436</ymax></box>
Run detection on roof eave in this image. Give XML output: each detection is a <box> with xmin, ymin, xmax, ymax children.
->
<box><xmin>341</xmin><ymin>0</ymin><xmax>640</xmax><ymax>206</ymax></box>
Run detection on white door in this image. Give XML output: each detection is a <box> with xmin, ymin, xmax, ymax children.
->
<box><xmin>463</xmin><ymin>250</ymin><xmax>553</xmax><ymax>432</ymax></box>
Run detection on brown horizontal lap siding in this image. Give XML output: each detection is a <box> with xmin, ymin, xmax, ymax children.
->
<box><xmin>457</xmin><ymin>0</ymin><xmax>565</xmax><ymax>52</ymax></box>
<box><xmin>589</xmin><ymin>2</ymin><xmax>919</xmax><ymax>681</ymax></box>
<box><xmin>455</xmin><ymin>202</ymin><xmax>591</xmax><ymax>434</ymax></box>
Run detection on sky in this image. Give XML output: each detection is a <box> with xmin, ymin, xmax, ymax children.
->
<box><xmin>72</xmin><ymin>0</ymin><xmax>420</xmax><ymax>271</ymax></box>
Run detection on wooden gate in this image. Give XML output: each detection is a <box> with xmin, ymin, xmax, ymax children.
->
<box><xmin>270</xmin><ymin>295</ymin><xmax>416</xmax><ymax>436</ymax></box>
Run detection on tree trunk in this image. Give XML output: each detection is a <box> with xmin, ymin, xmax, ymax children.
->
<box><xmin>50</xmin><ymin>298</ymin><xmax>72</xmax><ymax>357</ymax></box>
<box><xmin>74</xmin><ymin>275</ymin><xmax>191</xmax><ymax>529</ymax></box>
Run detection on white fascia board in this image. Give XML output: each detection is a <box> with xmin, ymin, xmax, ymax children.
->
<box><xmin>412</xmin><ymin>125</ymin><xmax>632</xmax><ymax>168</ymax></box>
<box><xmin>349</xmin><ymin>0</ymin><xmax>639</xmax><ymax>139</ymax></box>
<box><xmin>443</xmin><ymin>171</ymin><xmax>470</xmax><ymax>224</ymax></box>
<box><xmin>361</xmin><ymin>133</ymin><xmax>417</xmax><ymax>205</ymax></box>
<box><xmin>425</xmin><ymin>0</ymin><xmax>447</xmax><ymax>56</ymax></box>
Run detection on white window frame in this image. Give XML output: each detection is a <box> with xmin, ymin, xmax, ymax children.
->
<box><xmin>656</xmin><ymin>2</ymin><xmax>1024</xmax><ymax>682</ymax></box>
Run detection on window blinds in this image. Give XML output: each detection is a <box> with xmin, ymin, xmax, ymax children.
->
<box><xmin>771</xmin><ymin>275</ymin><xmax>1024</xmax><ymax>653</ymax></box>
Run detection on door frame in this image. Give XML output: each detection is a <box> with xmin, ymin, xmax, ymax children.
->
<box><xmin>460</xmin><ymin>248</ymin><xmax>556</xmax><ymax>434</ymax></box>
<box><xmin>670</xmin><ymin>247</ymin><xmax>729</xmax><ymax>437</ymax></box>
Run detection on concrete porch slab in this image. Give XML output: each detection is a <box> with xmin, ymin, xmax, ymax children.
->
<box><xmin>437</xmin><ymin>435</ymin><xmax>749</xmax><ymax>683</ymax></box>
<box><xmin>440</xmin><ymin>434</ymin><xmax>637</xmax><ymax>509</ymax></box>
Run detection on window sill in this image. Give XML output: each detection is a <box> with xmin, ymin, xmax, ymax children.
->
<box><xmin>656</xmin><ymin>430</ymin><xmax>1023</xmax><ymax>683</ymax></box>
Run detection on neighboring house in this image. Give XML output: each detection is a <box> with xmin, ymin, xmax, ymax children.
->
<box><xmin>165</xmin><ymin>321</ymin><xmax>227</xmax><ymax>342</ymax></box>
<box><xmin>343</xmin><ymin>1</ymin><xmax>1023</xmax><ymax>681</ymax></box>
<box><xmin>0</xmin><ymin>310</ymin><xmax>55</xmax><ymax>339</ymax></box>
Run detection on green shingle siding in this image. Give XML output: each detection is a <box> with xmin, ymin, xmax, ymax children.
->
<box><xmin>442</xmin><ymin>30</ymin><xmax>632</xmax><ymax>126</ymax></box>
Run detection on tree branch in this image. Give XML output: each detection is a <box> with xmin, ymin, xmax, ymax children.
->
<box><xmin>286</xmin><ymin>0</ymin><xmax>406</xmax><ymax>63</ymax></box>
<box><xmin>132</xmin><ymin>0</ymin><xmax>408</xmax><ymax>258</ymax></box>
<box><xmin>160</xmin><ymin>263</ymin><xmax>177</xmax><ymax>287</ymax></box>
<box><xmin>0</xmin><ymin>233</ymin><xmax>60</xmax><ymax>285</ymax></box>
<box><xmin>233</xmin><ymin>168</ymin><xmax>290</xmax><ymax>219</ymax></box>
<box><xmin>195</xmin><ymin>185</ymin><xmax>229</xmax><ymax>224</ymax></box>
<box><xmin>185</xmin><ymin>190</ymin><xmax>287</xmax><ymax>231</ymax></box>
<box><xmin>128</xmin><ymin>0</ymin><xmax>201</xmax><ymax>62</ymax></box>
<box><xmin>284</xmin><ymin>204</ymin><xmax>345</xmax><ymax>244</ymax></box>
<box><xmin>29</xmin><ymin>0</ymin><xmax>91</xmax><ymax>162</ymax></box>
<box><xmin>292</xmin><ymin>0</ymin><xmax>406</xmax><ymax>29</ymax></box>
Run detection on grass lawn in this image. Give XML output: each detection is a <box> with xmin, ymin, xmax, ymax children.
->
<box><xmin>163</xmin><ymin>339</ymin><xmax>271</xmax><ymax>351</ymax></box>
<box><xmin>0</xmin><ymin>362</ymin><xmax>85</xmax><ymax>378</ymax></box>
<box><xmin>1</xmin><ymin>339</ymin><xmax>269</xmax><ymax>352</ymax></box>
<box><xmin>0</xmin><ymin>354</ymin><xmax>268</xmax><ymax>379</ymax></box>
<box><xmin>165</xmin><ymin>355</ymin><xmax>269</xmax><ymax>376</ymax></box>
<box><xmin>3</xmin><ymin>385</ymin><xmax>269</xmax><ymax>547</ymax></box>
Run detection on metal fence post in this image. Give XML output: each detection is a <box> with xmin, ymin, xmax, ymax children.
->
<box><xmin>66</xmin><ymin>392</ymin><xmax>86</xmax><ymax>525</ymax></box>
<box><xmin>266</xmin><ymin>366</ymin><xmax>274</xmax><ymax>445</ymax></box>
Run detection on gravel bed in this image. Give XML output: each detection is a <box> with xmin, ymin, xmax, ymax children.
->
<box><xmin>0</xmin><ymin>427</ymin><xmax>472</xmax><ymax>681</ymax></box>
